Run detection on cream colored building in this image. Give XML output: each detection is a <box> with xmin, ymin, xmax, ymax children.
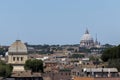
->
<box><xmin>8</xmin><ymin>40</ymin><xmax>28</xmax><ymax>72</ymax></box>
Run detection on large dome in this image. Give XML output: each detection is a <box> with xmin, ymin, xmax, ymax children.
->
<box><xmin>81</xmin><ymin>29</ymin><xmax>93</xmax><ymax>41</ymax></box>
<box><xmin>80</xmin><ymin>29</ymin><xmax>94</xmax><ymax>48</ymax></box>
<box><xmin>81</xmin><ymin>34</ymin><xmax>93</xmax><ymax>41</ymax></box>
<box><xmin>8</xmin><ymin>40</ymin><xmax>27</xmax><ymax>53</ymax></box>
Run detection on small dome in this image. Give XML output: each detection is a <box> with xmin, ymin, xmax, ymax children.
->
<box><xmin>8</xmin><ymin>40</ymin><xmax>27</xmax><ymax>53</ymax></box>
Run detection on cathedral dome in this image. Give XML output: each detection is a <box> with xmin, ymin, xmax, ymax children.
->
<box><xmin>8</xmin><ymin>40</ymin><xmax>27</xmax><ymax>53</ymax></box>
<box><xmin>81</xmin><ymin>33</ymin><xmax>93</xmax><ymax>41</ymax></box>
<box><xmin>80</xmin><ymin>29</ymin><xmax>94</xmax><ymax>48</ymax></box>
<box><xmin>81</xmin><ymin>29</ymin><xmax>93</xmax><ymax>41</ymax></box>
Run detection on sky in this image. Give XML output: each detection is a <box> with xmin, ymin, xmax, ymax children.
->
<box><xmin>0</xmin><ymin>0</ymin><xmax>120</xmax><ymax>45</ymax></box>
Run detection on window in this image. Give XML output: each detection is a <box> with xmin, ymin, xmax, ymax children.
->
<box><xmin>21</xmin><ymin>57</ymin><xmax>23</xmax><ymax>61</ymax></box>
<box><xmin>69</xmin><ymin>73</ymin><xmax>71</xmax><ymax>75</ymax></box>
<box><xmin>13</xmin><ymin>57</ymin><xmax>15</xmax><ymax>61</ymax></box>
<box><xmin>17</xmin><ymin>57</ymin><xmax>19</xmax><ymax>61</ymax></box>
<box><xmin>66</xmin><ymin>73</ymin><xmax>67</xmax><ymax>75</ymax></box>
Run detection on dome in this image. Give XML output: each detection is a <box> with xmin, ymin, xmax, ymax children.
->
<box><xmin>8</xmin><ymin>40</ymin><xmax>27</xmax><ymax>53</ymax></box>
<box><xmin>81</xmin><ymin>29</ymin><xmax>93</xmax><ymax>41</ymax></box>
<box><xmin>80</xmin><ymin>29</ymin><xmax>94</xmax><ymax>48</ymax></box>
<box><xmin>81</xmin><ymin>33</ymin><xmax>93</xmax><ymax>41</ymax></box>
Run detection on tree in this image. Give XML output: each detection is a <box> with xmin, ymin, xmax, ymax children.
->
<box><xmin>0</xmin><ymin>61</ymin><xmax>13</xmax><ymax>77</ymax></box>
<box><xmin>69</xmin><ymin>54</ymin><xmax>84</xmax><ymax>58</ymax></box>
<box><xmin>0</xmin><ymin>48</ymin><xmax>7</xmax><ymax>56</ymax></box>
<box><xmin>101</xmin><ymin>45</ymin><xmax>120</xmax><ymax>71</ymax></box>
<box><xmin>107</xmin><ymin>59</ymin><xmax>120</xmax><ymax>71</ymax></box>
<box><xmin>5</xmin><ymin>64</ymin><xmax>13</xmax><ymax>77</ymax></box>
<box><xmin>24</xmin><ymin>59</ymin><xmax>43</xmax><ymax>73</ymax></box>
<box><xmin>101</xmin><ymin>45</ymin><xmax>120</xmax><ymax>62</ymax></box>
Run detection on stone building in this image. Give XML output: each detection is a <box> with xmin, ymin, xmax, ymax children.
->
<box><xmin>8</xmin><ymin>40</ymin><xmax>28</xmax><ymax>72</ymax></box>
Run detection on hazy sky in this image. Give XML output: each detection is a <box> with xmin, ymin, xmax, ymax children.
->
<box><xmin>0</xmin><ymin>0</ymin><xmax>120</xmax><ymax>45</ymax></box>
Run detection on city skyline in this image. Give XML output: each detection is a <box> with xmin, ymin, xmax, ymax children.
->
<box><xmin>0</xmin><ymin>0</ymin><xmax>120</xmax><ymax>45</ymax></box>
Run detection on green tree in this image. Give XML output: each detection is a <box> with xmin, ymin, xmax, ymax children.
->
<box><xmin>69</xmin><ymin>54</ymin><xmax>84</xmax><ymax>58</ymax></box>
<box><xmin>89</xmin><ymin>55</ymin><xmax>96</xmax><ymax>61</ymax></box>
<box><xmin>0</xmin><ymin>48</ymin><xmax>7</xmax><ymax>56</ymax></box>
<box><xmin>101</xmin><ymin>45</ymin><xmax>120</xmax><ymax>62</ymax></box>
<box><xmin>107</xmin><ymin>59</ymin><xmax>120</xmax><ymax>71</ymax></box>
<box><xmin>0</xmin><ymin>61</ymin><xmax>13</xmax><ymax>77</ymax></box>
<box><xmin>24</xmin><ymin>59</ymin><xmax>43</xmax><ymax>73</ymax></box>
<box><xmin>5</xmin><ymin>64</ymin><xmax>13</xmax><ymax>77</ymax></box>
<box><xmin>101</xmin><ymin>45</ymin><xmax>120</xmax><ymax>71</ymax></box>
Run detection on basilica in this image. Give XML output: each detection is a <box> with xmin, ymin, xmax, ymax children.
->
<box><xmin>80</xmin><ymin>29</ymin><xmax>101</xmax><ymax>49</ymax></box>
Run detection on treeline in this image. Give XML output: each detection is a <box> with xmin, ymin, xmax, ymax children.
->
<box><xmin>101</xmin><ymin>45</ymin><xmax>120</xmax><ymax>71</ymax></box>
<box><xmin>26</xmin><ymin>44</ymin><xmax>80</xmax><ymax>54</ymax></box>
<box><xmin>27</xmin><ymin>44</ymin><xmax>79</xmax><ymax>49</ymax></box>
<box><xmin>101</xmin><ymin>45</ymin><xmax>120</xmax><ymax>62</ymax></box>
<box><xmin>69</xmin><ymin>54</ymin><xmax>84</xmax><ymax>58</ymax></box>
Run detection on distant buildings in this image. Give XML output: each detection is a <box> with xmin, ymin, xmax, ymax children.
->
<box><xmin>0</xmin><ymin>29</ymin><xmax>118</xmax><ymax>80</ymax></box>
